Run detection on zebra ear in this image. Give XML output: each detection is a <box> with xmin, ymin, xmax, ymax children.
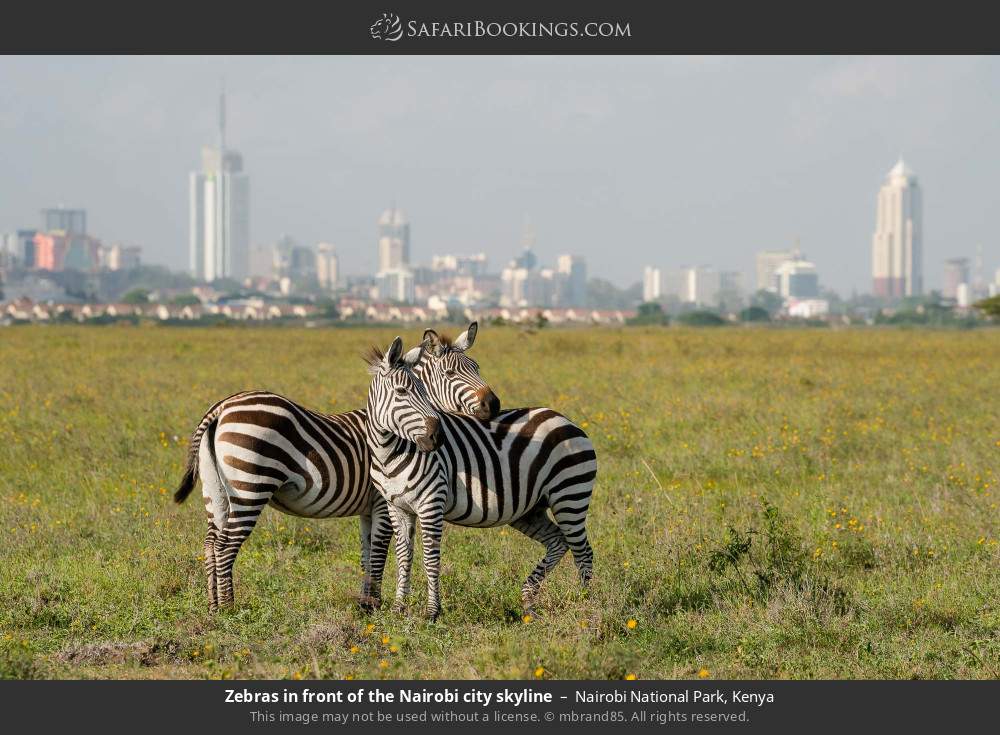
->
<box><xmin>403</xmin><ymin>343</ymin><xmax>425</xmax><ymax>368</ymax></box>
<box><xmin>453</xmin><ymin>321</ymin><xmax>478</xmax><ymax>351</ymax></box>
<box><xmin>422</xmin><ymin>328</ymin><xmax>442</xmax><ymax>355</ymax></box>
<box><xmin>384</xmin><ymin>336</ymin><xmax>404</xmax><ymax>368</ymax></box>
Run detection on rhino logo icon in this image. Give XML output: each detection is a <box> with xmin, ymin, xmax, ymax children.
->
<box><xmin>370</xmin><ymin>13</ymin><xmax>403</xmax><ymax>41</ymax></box>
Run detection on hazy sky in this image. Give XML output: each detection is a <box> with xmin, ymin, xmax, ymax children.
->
<box><xmin>1</xmin><ymin>55</ymin><xmax>998</xmax><ymax>292</ymax></box>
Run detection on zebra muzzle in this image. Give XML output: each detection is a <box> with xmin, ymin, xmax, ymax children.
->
<box><xmin>475</xmin><ymin>388</ymin><xmax>501</xmax><ymax>421</ymax></box>
<box><xmin>415</xmin><ymin>416</ymin><xmax>441</xmax><ymax>452</ymax></box>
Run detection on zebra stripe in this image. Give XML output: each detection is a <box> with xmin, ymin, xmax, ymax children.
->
<box><xmin>175</xmin><ymin>323</ymin><xmax>498</xmax><ymax>613</ymax></box>
<box><xmin>364</xmin><ymin>338</ymin><xmax>597</xmax><ymax>621</ymax></box>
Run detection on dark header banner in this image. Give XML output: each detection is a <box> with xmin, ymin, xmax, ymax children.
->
<box><xmin>2</xmin><ymin>1</ymin><xmax>997</xmax><ymax>54</ymax></box>
<box><xmin>2</xmin><ymin>680</ymin><xmax>998</xmax><ymax>734</ymax></box>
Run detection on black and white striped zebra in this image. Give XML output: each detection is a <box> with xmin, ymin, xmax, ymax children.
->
<box><xmin>173</xmin><ymin>323</ymin><xmax>498</xmax><ymax>612</ymax></box>
<box><xmin>364</xmin><ymin>337</ymin><xmax>597</xmax><ymax>621</ymax></box>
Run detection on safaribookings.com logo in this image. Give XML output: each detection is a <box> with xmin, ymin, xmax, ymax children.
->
<box><xmin>370</xmin><ymin>13</ymin><xmax>404</xmax><ymax>41</ymax></box>
<box><xmin>370</xmin><ymin>14</ymin><xmax>631</xmax><ymax>41</ymax></box>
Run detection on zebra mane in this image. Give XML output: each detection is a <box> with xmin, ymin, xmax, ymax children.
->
<box><xmin>423</xmin><ymin>330</ymin><xmax>453</xmax><ymax>355</ymax></box>
<box><xmin>363</xmin><ymin>345</ymin><xmax>386</xmax><ymax>374</ymax></box>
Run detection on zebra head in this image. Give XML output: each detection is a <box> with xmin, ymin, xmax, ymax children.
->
<box><xmin>417</xmin><ymin>321</ymin><xmax>500</xmax><ymax>421</ymax></box>
<box><xmin>365</xmin><ymin>336</ymin><xmax>442</xmax><ymax>452</ymax></box>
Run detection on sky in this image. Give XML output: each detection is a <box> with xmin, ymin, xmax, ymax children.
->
<box><xmin>1</xmin><ymin>55</ymin><xmax>998</xmax><ymax>293</ymax></box>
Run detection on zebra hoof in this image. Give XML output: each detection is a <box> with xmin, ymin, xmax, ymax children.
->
<box><xmin>425</xmin><ymin>610</ymin><xmax>441</xmax><ymax>623</ymax></box>
<box><xmin>357</xmin><ymin>595</ymin><xmax>382</xmax><ymax>613</ymax></box>
<box><xmin>391</xmin><ymin>601</ymin><xmax>408</xmax><ymax>615</ymax></box>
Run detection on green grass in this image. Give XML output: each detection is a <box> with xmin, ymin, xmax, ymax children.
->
<box><xmin>1</xmin><ymin>324</ymin><xmax>998</xmax><ymax>680</ymax></box>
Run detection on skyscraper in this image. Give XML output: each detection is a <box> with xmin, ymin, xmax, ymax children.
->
<box><xmin>755</xmin><ymin>248</ymin><xmax>797</xmax><ymax>293</ymax></box>
<box><xmin>189</xmin><ymin>91</ymin><xmax>250</xmax><ymax>282</ymax></box>
<box><xmin>41</xmin><ymin>207</ymin><xmax>86</xmax><ymax>234</ymax></box>
<box><xmin>872</xmin><ymin>158</ymin><xmax>922</xmax><ymax>299</ymax></box>
<box><xmin>556</xmin><ymin>254</ymin><xmax>587</xmax><ymax>307</ymax></box>
<box><xmin>377</xmin><ymin>207</ymin><xmax>410</xmax><ymax>272</ymax></box>
<box><xmin>316</xmin><ymin>243</ymin><xmax>339</xmax><ymax>290</ymax></box>
<box><xmin>643</xmin><ymin>266</ymin><xmax>662</xmax><ymax>302</ymax></box>
<box><xmin>774</xmin><ymin>256</ymin><xmax>819</xmax><ymax>299</ymax></box>
<box><xmin>942</xmin><ymin>257</ymin><xmax>970</xmax><ymax>300</ymax></box>
<box><xmin>680</xmin><ymin>266</ymin><xmax>721</xmax><ymax>307</ymax></box>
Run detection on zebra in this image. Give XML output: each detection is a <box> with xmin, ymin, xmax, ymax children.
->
<box><xmin>173</xmin><ymin>323</ymin><xmax>499</xmax><ymax>612</ymax></box>
<box><xmin>364</xmin><ymin>336</ymin><xmax>597</xmax><ymax>621</ymax></box>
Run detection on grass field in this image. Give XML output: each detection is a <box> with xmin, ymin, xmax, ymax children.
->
<box><xmin>1</xmin><ymin>324</ymin><xmax>998</xmax><ymax>680</ymax></box>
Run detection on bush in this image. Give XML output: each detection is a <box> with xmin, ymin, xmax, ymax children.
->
<box><xmin>704</xmin><ymin>499</ymin><xmax>850</xmax><ymax>614</ymax></box>
<box><xmin>121</xmin><ymin>288</ymin><xmax>150</xmax><ymax>305</ymax></box>
<box><xmin>739</xmin><ymin>305</ymin><xmax>771</xmax><ymax>323</ymax></box>
<box><xmin>627</xmin><ymin>302</ymin><xmax>669</xmax><ymax>326</ymax></box>
<box><xmin>677</xmin><ymin>310</ymin><xmax>725</xmax><ymax>327</ymax></box>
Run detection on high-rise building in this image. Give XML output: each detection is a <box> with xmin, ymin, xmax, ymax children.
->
<box><xmin>376</xmin><ymin>268</ymin><xmax>414</xmax><ymax>303</ymax></box>
<box><xmin>942</xmin><ymin>258</ymin><xmax>970</xmax><ymax>300</ymax></box>
<box><xmin>684</xmin><ymin>266</ymin><xmax>721</xmax><ymax>307</ymax></box>
<box><xmin>872</xmin><ymin>158</ymin><xmax>922</xmax><ymax>299</ymax></box>
<box><xmin>642</xmin><ymin>266</ymin><xmax>662</xmax><ymax>302</ymax></box>
<box><xmin>41</xmin><ymin>207</ymin><xmax>86</xmax><ymax>235</ymax></box>
<box><xmin>514</xmin><ymin>246</ymin><xmax>537</xmax><ymax>270</ymax></box>
<box><xmin>316</xmin><ymin>243</ymin><xmax>339</xmax><ymax>290</ymax></box>
<box><xmin>756</xmin><ymin>249</ymin><xmax>797</xmax><ymax>292</ymax></box>
<box><xmin>101</xmin><ymin>244</ymin><xmax>141</xmax><ymax>271</ymax></box>
<box><xmin>377</xmin><ymin>207</ymin><xmax>410</xmax><ymax>272</ymax></box>
<box><xmin>556</xmin><ymin>254</ymin><xmax>587</xmax><ymax>307</ymax></box>
<box><xmin>431</xmin><ymin>253</ymin><xmax>487</xmax><ymax>276</ymax></box>
<box><xmin>774</xmin><ymin>257</ymin><xmax>819</xmax><ymax>299</ymax></box>
<box><xmin>33</xmin><ymin>231</ymin><xmax>101</xmax><ymax>272</ymax></box>
<box><xmin>248</xmin><ymin>244</ymin><xmax>274</xmax><ymax>279</ymax></box>
<box><xmin>189</xmin><ymin>91</ymin><xmax>250</xmax><ymax>282</ymax></box>
<box><xmin>972</xmin><ymin>243</ymin><xmax>987</xmax><ymax>300</ymax></box>
<box><xmin>717</xmin><ymin>271</ymin><xmax>745</xmax><ymax>310</ymax></box>
<box><xmin>2</xmin><ymin>230</ymin><xmax>37</xmax><ymax>268</ymax></box>
<box><xmin>500</xmin><ymin>263</ymin><xmax>531</xmax><ymax>307</ymax></box>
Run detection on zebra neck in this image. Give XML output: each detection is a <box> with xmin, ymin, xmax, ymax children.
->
<box><xmin>364</xmin><ymin>419</ymin><xmax>412</xmax><ymax>470</ymax></box>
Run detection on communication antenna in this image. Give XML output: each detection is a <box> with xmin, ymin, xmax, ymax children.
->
<box><xmin>219</xmin><ymin>79</ymin><xmax>227</xmax><ymax>154</ymax></box>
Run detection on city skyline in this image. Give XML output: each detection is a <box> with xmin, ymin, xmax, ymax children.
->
<box><xmin>188</xmin><ymin>91</ymin><xmax>250</xmax><ymax>281</ymax></box>
<box><xmin>2</xmin><ymin>56</ymin><xmax>999</xmax><ymax>292</ymax></box>
<box><xmin>872</xmin><ymin>158</ymin><xmax>922</xmax><ymax>298</ymax></box>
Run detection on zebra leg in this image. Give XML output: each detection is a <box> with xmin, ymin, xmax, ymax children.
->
<box><xmin>358</xmin><ymin>509</ymin><xmax>376</xmax><ymax>610</ymax></box>
<box><xmin>387</xmin><ymin>504</ymin><xmax>416</xmax><ymax>614</ymax></box>
<box><xmin>551</xmin><ymin>506</ymin><xmax>594</xmax><ymax>589</ymax></box>
<box><xmin>509</xmin><ymin>507</ymin><xmax>569</xmax><ymax>610</ymax></box>
<box><xmin>415</xmin><ymin>505</ymin><xmax>445</xmax><ymax>622</ymax></box>
<box><xmin>366</xmin><ymin>493</ymin><xmax>393</xmax><ymax>610</ymax></box>
<box><xmin>214</xmin><ymin>505</ymin><xmax>266</xmax><ymax>609</ymax></box>
<box><xmin>198</xmin><ymin>433</ymin><xmax>230</xmax><ymax>611</ymax></box>
<box><xmin>203</xmin><ymin>523</ymin><xmax>220</xmax><ymax>612</ymax></box>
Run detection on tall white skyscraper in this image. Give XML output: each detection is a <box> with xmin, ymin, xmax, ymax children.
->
<box><xmin>316</xmin><ymin>242</ymin><xmax>339</xmax><ymax>290</ymax></box>
<box><xmin>189</xmin><ymin>91</ymin><xmax>249</xmax><ymax>282</ymax></box>
<box><xmin>643</xmin><ymin>266</ymin><xmax>662</xmax><ymax>302</ymax></box>
<box><xmin>377</xmin><ymin>206</ymin><xmax>410</xmax><ymax>272</ymax></box>
<box><xmin>872</xmin><ymin>158</ymin><xmax>922</xmax><ymax>299</ymax></box>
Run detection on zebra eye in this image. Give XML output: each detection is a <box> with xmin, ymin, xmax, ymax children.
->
<box><xmin>444</xmin><ymin>369</ymin><xmax>456</xmax><ymax>378</ymax></box>
<box><xmin>394</xmin><ymin>387</ymin><xmax>407</xmax><ymax>396</ymax></box>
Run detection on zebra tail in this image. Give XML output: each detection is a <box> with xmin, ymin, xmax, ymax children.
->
<box><xmin>174</xmin><ymin>395</ymin><xmax>233</xmax><ymax>504</ymax></box>
<box><xmin>174</xmin><ymin>462</ymin><xmax>198</xmax><ymax>504</ymax></box>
